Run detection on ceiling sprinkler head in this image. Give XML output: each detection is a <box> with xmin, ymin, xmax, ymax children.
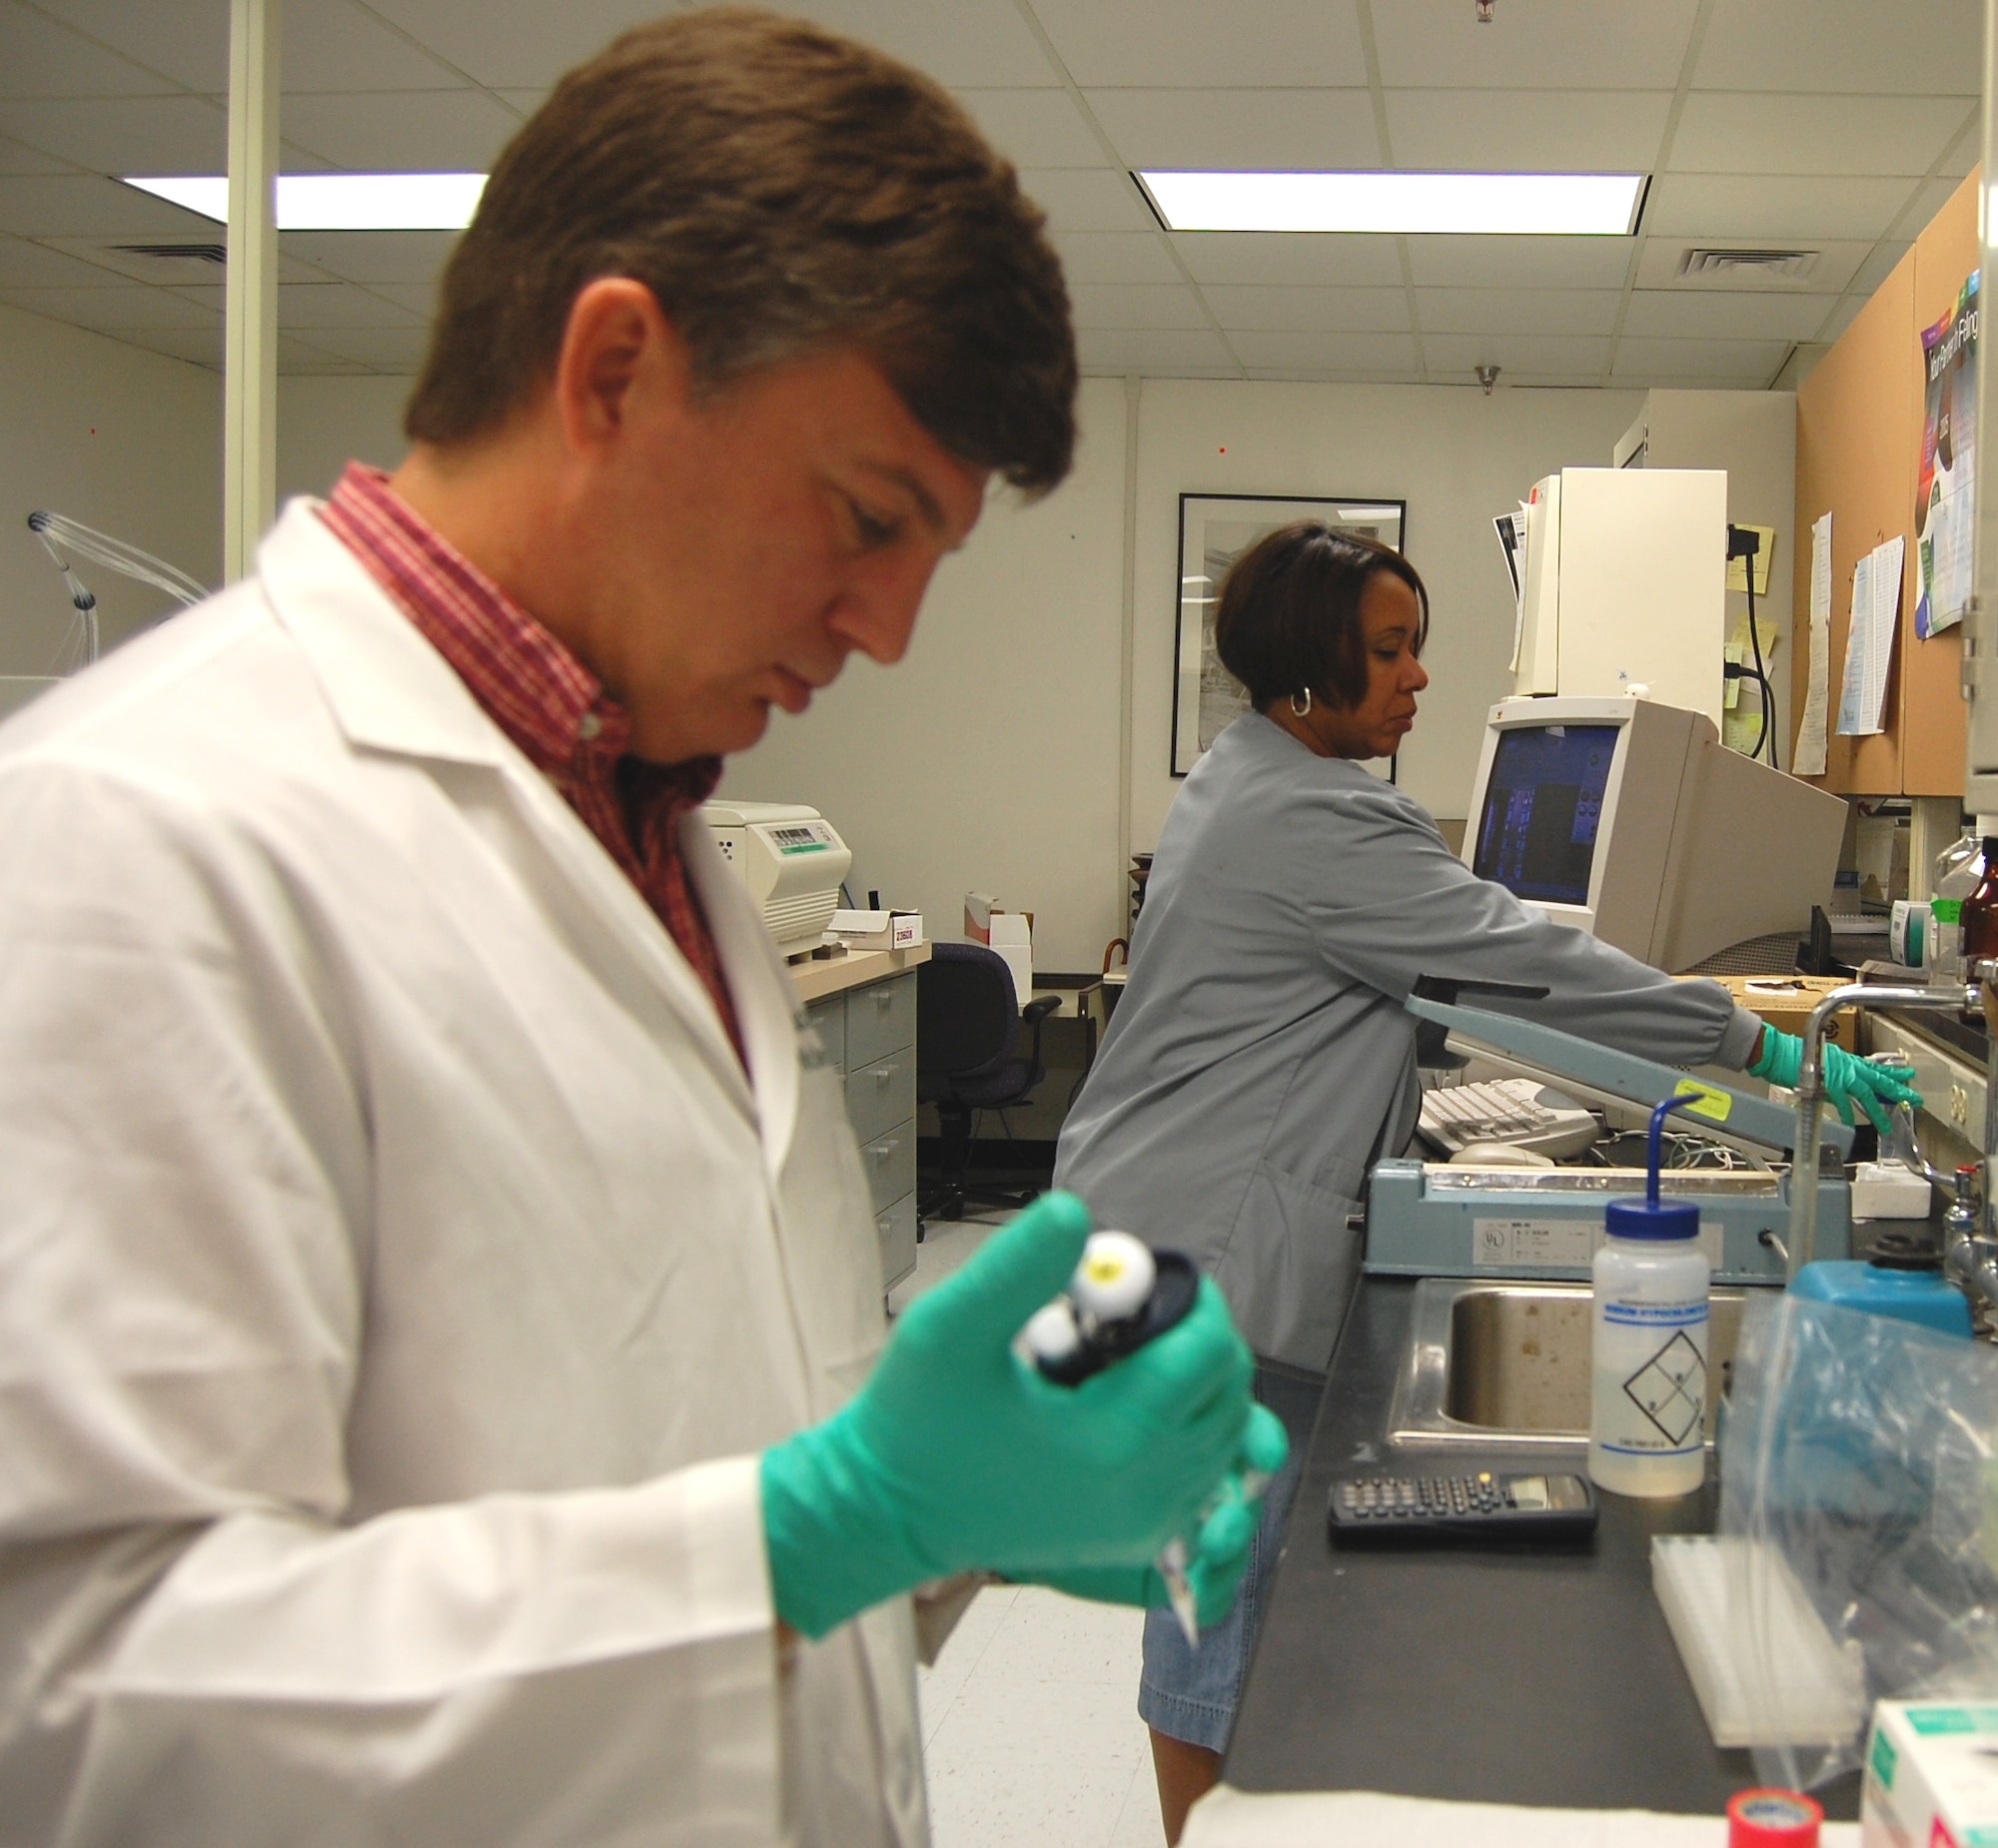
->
<box><xmin>1476</xmin><ymin>0</ymin><xmax>1494</xmax><ymax>20</ymax></box>
<box><xmin>1476</xmin><ymin>365</ymin><xmax>1500</xmax><ymax>395</ymax></box>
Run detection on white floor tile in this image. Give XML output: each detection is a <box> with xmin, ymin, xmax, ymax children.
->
<box><xmin>970</xmin><ymin>1587</ymin><xmax>1147</xmax><ymax>1687</ymax></box>
<box><xmin>1108</xmin><ymin>1765</ymin><xmax>1169</xmax><ymax>1848</ymax></box>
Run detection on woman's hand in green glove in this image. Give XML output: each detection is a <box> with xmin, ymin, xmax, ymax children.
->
<box><xmin>1748</xmin><ymin>1026</ymin><xmax>1921</xmax><ymax>1134</ymax></box>
<box><xmin>760</xmin><ymin>1191</ymin><xmax>1261</xmax><ymax>1639</ymax></box>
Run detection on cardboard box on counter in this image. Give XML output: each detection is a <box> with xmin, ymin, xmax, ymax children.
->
<box><xmin>1862</xmin><ymin>1700</ymin><xmax>1998</xmax><ymax>1848</ymax></box>
<box><xmin>1710</xmin><ymin>974</ymin><xmax>1857</xmax><ymax>1050</ymax></box>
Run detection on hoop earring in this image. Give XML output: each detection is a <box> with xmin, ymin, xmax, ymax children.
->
<box><xmin>1290</xmin><ymin>688</ymin><xmax>1314</xmax><ymax>718</ymax></box>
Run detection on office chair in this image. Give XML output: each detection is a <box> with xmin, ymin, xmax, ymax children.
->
<box><xmin>916</xmin><ymin>942</ymin><xmax>1061</xmax><ymax>1223</ymax></box>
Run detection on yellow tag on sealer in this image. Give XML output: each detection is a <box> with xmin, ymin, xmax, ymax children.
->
<box><xmin>1671</xmin><ymin>1078</ymin><xmax>1733</xmax><ymax>1124</ymax></box>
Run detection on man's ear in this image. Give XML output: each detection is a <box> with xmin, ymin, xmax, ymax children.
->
<box><xmin>550</xmin><ymin>278</ymin><xmax>692</xmax><ymax>455</ymax></box>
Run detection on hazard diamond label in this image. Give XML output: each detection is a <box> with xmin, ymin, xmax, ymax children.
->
<box><xmin>1621</xmin><ymin>1331</ymin><xmax>1706</xmax><ymax>1446</ymax></box>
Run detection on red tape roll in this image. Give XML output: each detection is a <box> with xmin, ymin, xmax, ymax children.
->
<box><xmin>1728</xmin><ymin>1787</ymin><xmax>1822</xmax><ymax>1848</ymax></box>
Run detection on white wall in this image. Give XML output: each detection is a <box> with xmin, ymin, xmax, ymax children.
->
<box><xmin>0</xmin><ymin>305</ymin><xmax>221</xmax><ymax>675</ymax></box>
<box><xmin>1129</xmin><ymin>380</ymin><xmax>1645</xmax><ymax>846</ymax></box>
<box><xmin>279</xmin><ymin>375</ymin><xmax>411</xmax><ymax>504</ymax></box>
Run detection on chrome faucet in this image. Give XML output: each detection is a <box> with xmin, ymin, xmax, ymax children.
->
<box><xmin>1943</xmin><ymin>1163</ymin><xmax>1998</xmax><ymax>1329</ymax></box>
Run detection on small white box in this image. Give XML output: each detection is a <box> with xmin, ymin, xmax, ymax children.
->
<box><xmin>1852</xmin><ymin>1161</ymin><xmax>1934</xmax><ymax>1222</ymax></box>
<box><xmin>826</xmin><ymin>910</ymin><xmax>922</xmax><ymax>951</ymax></box>
<box><xmin>1862</xmin><ymin>1700</ymin><xmax>1998</xmax><ymax>1848</ymax></box>
<box><xmin>986</xmin><ymin>911</ymin><xmax>1032</xmax><ymax>1004</ymax></box>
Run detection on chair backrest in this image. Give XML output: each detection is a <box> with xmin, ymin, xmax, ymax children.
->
<box><xmin>917</xmin><ymin>943</ymin><xmax>1021</xmax><ymax>1083</ymax></box>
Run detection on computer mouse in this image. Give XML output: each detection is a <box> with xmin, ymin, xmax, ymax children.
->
<box><xmin>1449</xmin><ymin>1141</ymin><xmax>1557</xmax><ymax>1170</ymax></box>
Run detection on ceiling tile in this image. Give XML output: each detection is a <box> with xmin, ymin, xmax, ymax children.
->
<box><xmin>279</xmin><ymin>229</ymin><xmax>462</xmax><ymax>286</ymax></box>
<box><xmin>1228</xmin><ymin>329</ymin><xmax>1420</xmax><ymax>372</ymax></box>
<box><xmin>0</xmin><ymin>133</ymin><xmax>82</xmax><ymax>176</ymax></box>
<box><xmin>1075</xmin><ymin>327</ymin><xmax>1240</xmax><ymax>374</ymax></box>
<box><xmin>1899</xmin><ymin>175</ymin><xmax>1968</xmax><ymax>243</ymax></box>
<box><xmin>1373</xmin><ymin>0</ymin><xmax>1701</xmax><ymax>89</ymax></box>
<box><xmin>1404</xmin><ymin>234</ymin><xmax>1634</xmax><ymax>289</ymax></box>
<box><xmin>1048</xmin><ymin>230</ymin><xmax>1183</xmax><ymax>286</ymax></box>
<box><xmin>1033</xmin><ymin>0</ymin><xmax>1366</xmax><ymax>88</ymax></box>
<box><xmin>1173</xmin><ymin>232</ymin><xmax>1404</xmax><ymax>287</ymax></box>
<box><xmin>1085</xmin><ymin>88</ymin><xmax>1378</xmax><ymax>171</ymax></box>
<box><xmin>110</xmin><ymin>324</ymin><xmax>222</xmax><ymax>366</ymax></box>
<box><xmin>1670</xmin><ymin>94</ymin><xmax>1970</xmax><ymax>180</ymax></box>
<box><xmin>289</xmin><ymin>323</ymin><xmax>431</xmax><ymax>368</ymax></box>
<box><xmin>1068</xmin><ymin>282</ymin><xmax>1210</xmax><ymax>330</ymax></box>
<box><xmin>1245</xmin><ymin>366</ymin><xmax>1423</xmax><ymax>384</ymax></box>
<box><xmin>1645</xmin><ymin>174</ymin><xmax>1918</xmax><ymax>242</ymax></box>
<box><xmin>0</xmin><ymin>95</ymin><xmax>227</xmax><ymax>175</ymax></box>
<box><xmin>166</xmin><ymin>280</ymin><xmax>429</xmax><ymax>329</ymax></box>
<box><xmin>1018</xmin><ymin>167</ymin><xmax>1155</xmax><ymax>234</ymax></box>
<box><xmin>286</xmin><ymin>0</ymin><xmax>469</xmax><ymax>93</ymax></box>
<box><xmin>0</xmin><ymin>233</ymin><xmax>136</xmax><ymax>285</ymax></box>
<box><xmin>1424</xmin><ymin>332</ymin><xmax>1612</xmax><ymax>377</ymax></box>
<box><xmin>954</xmin><ymin>88</ymin><xmax>1104</xmax><ymax>170</ymax></box>
<box><xmin>1200</xmin><ymin>284</ymin><xmax>1409</xmax><ymax>333</ymax></box>
<box><xmin>1621</xmin><ymin>290</ymin><xmax>1842</xmax><ymax>342</ymax></box>
<box><xmin>1817</xmin><ymin>298</ymin><xmax>1865</xmax><ymax>346</ymax></box>
<box><xmin>0</xmin><ymin>2</ymin><xmax>180</xmax><ymax>99</ymax></box>
<box><xmin>1632</xmin><ymin>237</ymin><xmax>1870</xmax><ymax>294</ymax></box>
<box><xmin>0</xmin><ymin>281</ymin><xmax>216</xmax><ymax>328</ymax></box>
<box><xmin>39</xmin><ymin>235</ymin><xmax>324</xmax><ymax>284</ymax></box>
<box><xmin>1695</xmin><ymin>0</ymin><xmax>1981</xmax><ymax>96</ymax></box>
<box><xmin>1386</xmin><ymin>90</ymin><xmax>1670</xmax><ymax>171</ymax></box>
<box><xmin>494</xmin><ymin>90</ymin><xmax>547</xmax><ymax>116</ymax></box>
<box><xmin>0</xmin><ymin>173</ymin><xmax>218</xmax><ymax>237</ymax></box>
<box><xmin>770</xmin><ymin>0</ymin><xmax>1061</xmax><ymax>88</ymax></box>
<box><xmin>366</xmin><ymin>281</ymin><xmax>444</xmax><ymax>316</ymax></box>
<box><xmin>28</xmin><ymin>0</ymin><xmax>223</xmax><ymax>93</ymax></box>
<box><xmin>1847</xmin><ymin>240</ymin><xmax>1914</xmax><ymax>302</ymax></box>
<box><xmin>1610</xmin><ymin>336</ymin><xmax>1792</xmax><ymax>384</ymax></box>
<box><xmin>282</xmin><ymin>89</ymin><xmax>522</xmax><ymax>171</ymax></box>
<box><xmin>1416</xmin><ymin>287</ymin><xmax>1622</xmax><ymax>336</ymax></box>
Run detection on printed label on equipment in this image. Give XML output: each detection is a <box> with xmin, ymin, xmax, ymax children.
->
<box><xmin>1471</xmin><ymin>1217</ymin><xmax>1726</xmax><ymax>1269</ymax></box>
<box><xmin>1472</xmin><ymin>1217</ymin><xmax>1592</xmax><ymax>1267</ymax></box>
<box><xmin>1670</xmin><ymin>1078</ymin><xmax>1732</xmax><ymax>1124</ymax></box>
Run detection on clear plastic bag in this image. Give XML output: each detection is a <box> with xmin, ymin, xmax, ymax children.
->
<box><xmin>1719</xmin><ymin>1292</ymin><xmax>1998</xmax><ymax>1790</ymax></box>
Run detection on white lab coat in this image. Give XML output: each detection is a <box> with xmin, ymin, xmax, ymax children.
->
<box><xmin>0</xmin><ymin>501</ymin><xmax>926</xmax><ymax>1846</ymax></box>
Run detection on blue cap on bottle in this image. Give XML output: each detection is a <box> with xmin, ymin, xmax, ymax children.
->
<box><xmin>1606</xmin><ymin>1096</ymin><xmax>1702</xmax><ymax>1241</ymax></box>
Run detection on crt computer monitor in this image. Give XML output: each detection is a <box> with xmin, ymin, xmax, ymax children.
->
<box><xmin>1461</xmin><ymin>695</ymin><xmax>1845</xmax><ymax>973</ymax></box>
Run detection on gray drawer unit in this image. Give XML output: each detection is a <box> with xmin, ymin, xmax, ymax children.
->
<box><xmin>804</xmin><ymin>994</ymin><xmax>846</xmax><ymax>1073</ymax></box>
<box><xmin>858</xmin><ymin>1123</ymin><xmax>915</xmax><ymax>1218</ymax></box>
<box><xmin>845</xmin><ymin>1052</ymin><xmax>914</xmax><ymax>1147</ymax></box>
<box><xmin>875</xmin><ymin>1193</ymin><xmax>918</xmax><ymax>1299</ymax></box>
<box><xmin>846</xmin><ymin>969</ymin><xmax>917</xmax><ymax>1068</ymax></box>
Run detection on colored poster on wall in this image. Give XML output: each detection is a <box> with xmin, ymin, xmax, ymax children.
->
<box><xmin>1916</xmin><ymin>269</ymin><xmax>1978</xmax><ymax>639</ymax></box>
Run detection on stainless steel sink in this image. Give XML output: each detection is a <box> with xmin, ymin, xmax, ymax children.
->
<box><xmin>1387</xmin><ymin>1276</ymin><xmax>1751</xmax><ymax>1453</ymax></box>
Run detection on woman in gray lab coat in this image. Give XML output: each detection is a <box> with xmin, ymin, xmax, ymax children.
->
<box><xmin>1052</xmin><ymin>520</ymin><xmax>1917</xmax><ymax>1841</ymax></box>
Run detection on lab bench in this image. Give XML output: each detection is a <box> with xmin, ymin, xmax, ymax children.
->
<box><xmin>1223</xmin><ymin>1273</ymin><xmax>1861</xmax><ymax>1821</ymax></box>
<box><xmin>792</xmin><ymin>944</ymin><xmax>930</xmax><ymax>1293</ymax></box>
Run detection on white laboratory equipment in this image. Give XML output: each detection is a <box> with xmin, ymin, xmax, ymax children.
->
<box><xmin>1461</xmin><ymin>694</ymin><xmax>1845</xmax><ymax>972</ymax></box>
<box><xmin>700</xmin><ymin>800</ymin><xmax>853</xmax><ymax>957</ymax></box>
<box><xmin>1512</xmin><ymin>467</ymin><xmax>1728</xmax><ymax>726</ymax></box>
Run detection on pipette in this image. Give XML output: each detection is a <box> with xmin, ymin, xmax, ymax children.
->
<box><xmin>1021</xmin><ymin>1230</ymin><xmax>1208</xmax><ymax>1646</ymax></box>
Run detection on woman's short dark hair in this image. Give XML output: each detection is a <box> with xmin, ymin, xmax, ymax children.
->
<box><xmin>404</xmin><ymin>8</ymin><xmax>1076</xmax><ymax>493</ymax></box>
<box><xmin>1212</xmin><ymin>522</ymin><xmax>1429</xmax><ymax>710</ymax></box>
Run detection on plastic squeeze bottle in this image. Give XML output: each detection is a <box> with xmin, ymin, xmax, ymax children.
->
<box><xmin>1587</xmin><ymin>1097</ymin><xmax>1711</xmax><ymax>1498</ymax></box>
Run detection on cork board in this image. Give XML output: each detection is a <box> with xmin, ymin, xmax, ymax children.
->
<box><xmin>1792</xmin><ymin>248</ymin><xmax>1919</xmax><ymax>794</ymax></box>
<box><xmin>1904</xmin><ymin>168</ymin><xmax>1980</xmax><ymax>796</ymax></box>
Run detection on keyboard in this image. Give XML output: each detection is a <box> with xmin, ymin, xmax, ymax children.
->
<box><xmin>1417</xmin><ymin>1077</ymin><xmax>1598</xmax><ymax>1161</ymax></box>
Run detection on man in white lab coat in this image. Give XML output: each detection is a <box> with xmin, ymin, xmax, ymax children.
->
<box><xmin>0</xmin><ymin>13</ymin><xmax>1278</xmax><ymax>1844</ymax></box>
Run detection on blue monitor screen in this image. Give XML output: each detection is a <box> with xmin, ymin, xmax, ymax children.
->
<box><xmin>1472</xmin><ymin>724</ymin><xmax>1620</xmax><ymax>906</ymax></box>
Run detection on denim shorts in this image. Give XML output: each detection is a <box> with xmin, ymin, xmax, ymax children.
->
<box><xmin>1137</xmin><ymin>1364</ymin><xmax>1321</xmax><ymax>1754</ymax></box>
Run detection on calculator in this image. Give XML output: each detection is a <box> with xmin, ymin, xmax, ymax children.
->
<box><xmin>1327</xmin><ymin>1469</ymin><xmax>1597</xmax><ymax>1545</ymax></box>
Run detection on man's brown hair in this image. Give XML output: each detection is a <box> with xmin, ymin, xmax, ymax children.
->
<box><xmin>1213</xmin><ymin>522</ymin><xmax>1429</xmax><ymax>712</ymax></box>
<box><xmin>404</xmin><ymin>8</ymin><xmax>1077</xmax><ymax>491</ymax></box>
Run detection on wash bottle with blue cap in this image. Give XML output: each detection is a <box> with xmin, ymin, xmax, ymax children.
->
<box><xmin>1588</xmin><ymin>1097</ymin><xmax>1711</xmax><ymax>1498</ymax></box>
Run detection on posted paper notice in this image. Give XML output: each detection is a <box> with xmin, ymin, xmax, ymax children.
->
<box><xmin>1795</xmin><ymin>512</ymin><xmax>1831</xmax><ymax>775</ymax></box>
<box><xmin>1836</xmin><ymin>534</ymin><xmax>1903</xmax><ymax>737</ymax></box>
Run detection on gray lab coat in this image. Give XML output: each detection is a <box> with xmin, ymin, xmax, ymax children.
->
<box><xmin>1054</xmin><ymin>711</ymin><xmax>1764</xmax><ymax>1371</ymax></box>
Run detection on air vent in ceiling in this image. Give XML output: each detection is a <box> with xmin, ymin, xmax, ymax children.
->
<box><xmin>1676</xmin><ymin>247</ymin><xmax>1819</xmax><ymax>283</ymax></box>
<box><xmin>108</xmin><ymin>242</ymin><xmax>229</xmax><ymax>266</ymax></box>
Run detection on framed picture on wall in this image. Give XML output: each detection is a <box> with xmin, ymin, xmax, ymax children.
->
<box><xmin>1172</xmin><ymin>492</ymin><xmax>1407</xmax><ymax>776</ymax></box>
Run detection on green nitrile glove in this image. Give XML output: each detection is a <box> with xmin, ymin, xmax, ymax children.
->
<box><xmin>1022</xmin><ymin>1401</ymin><xmax>1289</xmax><ymax>1628</ymax></box>
<box><xmin>760</xmin><ymin>1191</ymin><xmax>1258</xmax><ymax>1639</ymax></box>
<box><xmin>1748</xmin><ymin>1027</ymin><xmax>1922</xmax><ymax>1135</ymax></box>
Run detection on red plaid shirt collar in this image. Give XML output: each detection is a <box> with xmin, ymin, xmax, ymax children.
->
<box><xmin>317</xmin><ymin>462</ymin><xmax>744</xmax><ymax>1063</ymax></box>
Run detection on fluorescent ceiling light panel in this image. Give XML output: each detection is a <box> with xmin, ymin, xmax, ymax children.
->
<box><xmin>1139</xmin><ymin>171</ymin><xmax>1645</xmax><ymax>236</ymax></box>
<box><xmin>121</xmin><ymin>173</ymin><xmax>487</xmax><ymax>231</ymax></box>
